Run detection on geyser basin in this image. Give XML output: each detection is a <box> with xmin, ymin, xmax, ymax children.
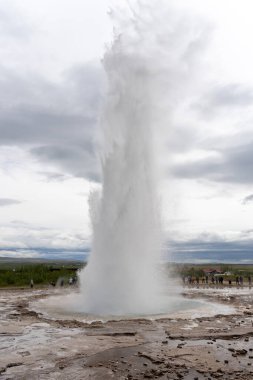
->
<box><xmin>30</xmin><ymin>289</ymin><xmax>234</xmax><ymax>323</ymax></box>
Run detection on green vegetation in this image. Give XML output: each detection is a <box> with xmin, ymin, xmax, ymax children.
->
<box><xmin>1</xmin><ymin>260</ymin><xmax>253</xmax><ymax>288</ymax></box>
<box><xmin>172</xmin><ymin>263</ymin><xmax>253</xmax><ymax>281</ymax></box>
<box><xmin>0</xmin><ymin>260</ymin><xmax>85</xmax><ymax>288</ymax></box>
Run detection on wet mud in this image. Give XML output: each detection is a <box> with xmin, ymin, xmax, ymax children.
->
<box><xmin>0</xmin><ymin>287</ymin><xmax>253</xmax><ymax>379</ymax></box>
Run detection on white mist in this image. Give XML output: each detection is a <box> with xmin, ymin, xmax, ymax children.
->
<box><xmin>78</xmin><ymin>1</ymin><xmax>205</xmax><ymax>315</ymax></box>
<box><xmin>78</xmin><ymin>4</ymin><xmax>169</xmax><ymax>315</ymax></box>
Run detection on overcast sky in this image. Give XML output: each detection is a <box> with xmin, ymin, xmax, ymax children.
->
<box><xmin>1</xmin><ymin>0</ymin><xmax>253</xmax><ymax>261</ymax></box>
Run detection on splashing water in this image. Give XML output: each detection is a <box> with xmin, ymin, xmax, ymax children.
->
<box><xmin>78</xmin><ymin>7</ymin><xmax>166</xmax><ymax>316</ymax></box>
<box><xmin>77</xmin><ymin>2</ymin><xmax>205</xmax><ymax>315</ymax></box>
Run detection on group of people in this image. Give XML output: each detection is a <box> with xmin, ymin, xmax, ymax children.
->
<box><xmin>182</xmin><ymin>275</ymin><xmax>252</xmax><ymax>288</ymax></box>
<box><xmin>58</xmin><ymin>276</ymin><xmax>78</xmax><ymax>287</ymax></box>
<box><xmin>30</xmin><ymin>276</ymin><xmax>78</xmax><ymax>289</ymax></box>
<box><xmin>68</xmin><ymin>276</ymin><xmax>78</xmax><ymax>286</ymax></box>
<box><xmin>54</xmin><ymin>276</ymin><xmax>78</xmax><ymax>287</ymax></box>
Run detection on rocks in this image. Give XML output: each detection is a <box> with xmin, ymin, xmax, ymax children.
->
<box><xmin>0</xmin><ymin>362</ymin><xmax>23</xmax><ymax>374</ymax></box>
<box><xmin>243</xmin><ymin>311</ymin><xmax>253</xmax><ymax>316</ymax></box>
<box><xmin>212</xmin><ymin>373</ymin><xmax>223</xmax><ymax>378</ymax></box>
<box><xmin>18</xmin><ymin>350</ymin><xmax>30</xmax><ymax>357</ymax></box>
<box><xmin>137</xmin><ymin>353</ymin><xmax>164</xmax><ymax>365</ymax></box>
<box><xmin>235</xmin><ymin>349</ymin><xmax>247</xmax><ymax>355</ymax></box>
<box><xmin>143</xmin><ymin>368</ymin><xmax>167</xmax><ymax>378</ymax></box>
<box><xmin>98</xmin><ymin>331</ymin><xmax>137</xmax><ymax>337</ymax></box>
<box><xmin>6</xmin><ymin>362</ymin><xmax>23</xmax><ymax>369</ymax></box>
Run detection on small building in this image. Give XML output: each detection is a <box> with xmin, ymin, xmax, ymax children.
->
<box><xmin>203</xmin><ymin>268</ymin><xmax>222</xmax><ymax>276</ymax></box>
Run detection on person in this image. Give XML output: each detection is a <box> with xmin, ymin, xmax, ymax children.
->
<box><xmin>248</xmin><ymin>276</ymin><xmax>252</xmax><ymax>288</ymax></box>
<box><xmin>30</xmin><ymin>279</ymin><xmax>34</xmax><ymax>289</ymax></box>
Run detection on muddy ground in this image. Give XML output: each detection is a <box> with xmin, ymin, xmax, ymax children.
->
<box><xmin>0</xmin><ymin>287</ymin><xmax>253</xmax><ymax>379</ymax></box>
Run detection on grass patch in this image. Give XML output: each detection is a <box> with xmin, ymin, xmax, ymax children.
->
<box><xmin>0</xmin><ymin>261</ymin><xmax>85</xmax><ymax>288</ymax></box>
<box><xmin>172</xmin><ymin>263</ymin><xmax>253</xmax><ymax>281</ymax></box>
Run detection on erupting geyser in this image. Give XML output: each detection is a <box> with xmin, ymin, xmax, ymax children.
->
<box><xmin>30</xmin><ymin>3</ymin><xmax>233</xmax><ymax>321</ymax></box>
<box><xmin>78</xmin><ymin>4</ymin><xmax>171</xmax><ymax>315</ymax></box>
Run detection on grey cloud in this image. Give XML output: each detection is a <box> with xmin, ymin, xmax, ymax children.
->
<box><xmin>172</xmin><ymin>156</ymin><xmax>222</xmax><ymax>181</ymax></box>
<box><xmin>210</xmin><ymin>84</ymin><xmax>253</xmax><ymax>107</ymax></box>
<box><xmin>242</xmin><ymin>194</ymin><xmax>253</xmax><ymax>205</ymax></box>
<box><xmin>32</xmin><ymin>145</ymin><xmax>100</xmax><ymax>182</ymax></box>
<box><xmin>173</xmin><ymin>140</ymin><xmax>253</xmax><ymax>184</ymax></box>
<box><xmin>0</xmin><ymin>65</ymin><xmax>104</xmax><ymax>144</ymax></box>
<box><xmin>38</xmin><ymin>171</ymin><xmax>71</xmax><ymax>182</ymax></box>
<box><xmin>10</xmin><ymin>220</ymin><xmax>51</xmax><ymax>231</ymax></box>
<box><xmin>0</xmin><ymin>198</ymin><xmax>22</xmax><ymax>207</ymax></box>
<box><xmin>0</xmin><ymin>107</ymin><xmax>94</xmax><ymax>145</ymax></box>
<box><xmin>0</xmin><ymin>63</ymin><xmax>105</xmax><ymax>181</ymax></box>
<box><xmin>166</xmin><ymin>123</ymin><xmax>199</xmax><ymax>153</ymax></box>
<box><xmin>0</xmin><ymin>222</ymin><xmax>87</xmax><ymax>249</ymax></box>
<box><xmin>195</xmin><ymin>83</ymin><xmax>253</xmax><ymax>118</ymax></box>
<box><xmin>168</xmin><ymin>238</ymin><xmax>253</xmax><ymax>263</ymax></box>
<box><xmin>65</xmin><ymin>64</ymin><xmax>106</xmax><ymax>116</ymax></box>
<box><xmin>0</xmin><ymin>6</ymin><xmax>32</xmax><ymax>39</ymax></box>
<box><xmin>11</xmin><ymin>220</ymin><xmax>30</xmax><ymax>227</ymax></box>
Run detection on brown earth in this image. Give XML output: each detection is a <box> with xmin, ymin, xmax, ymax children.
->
<box><xmin>0</xmin><ymin>287</ymin><xmax>253</xmax><ymax>379</ymax></box>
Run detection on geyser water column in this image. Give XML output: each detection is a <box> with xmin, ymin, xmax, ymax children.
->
<box><xmin>79</xmin><ymin>4</ymin><xmax>170</xmax><ymax>315</ymax></box>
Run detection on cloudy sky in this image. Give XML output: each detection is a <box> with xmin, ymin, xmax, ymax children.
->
<box><xmin>1</xmin><ymin>0</ymin><xmax>253</xmax><ymax>262</ymax></box>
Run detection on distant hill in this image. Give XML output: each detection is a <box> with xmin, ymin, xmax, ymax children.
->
<box><xmin>1</xmin><ymin>239</ymin><xmax>253</xmax><ymax>264</ymax></box>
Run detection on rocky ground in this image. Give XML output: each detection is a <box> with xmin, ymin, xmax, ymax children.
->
<box><xmin>0</xmin><ymin>287</ymin><xmax>253</xmax><ymax>379</ymax></box>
